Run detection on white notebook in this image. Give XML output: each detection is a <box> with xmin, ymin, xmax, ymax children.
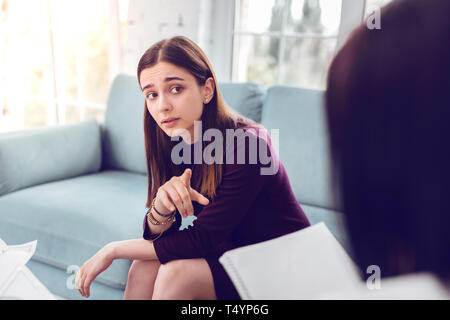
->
<box><xmin>219</xmin><ymin>222</ymin><xmax>363</xmax><ymax>299</ymax></box>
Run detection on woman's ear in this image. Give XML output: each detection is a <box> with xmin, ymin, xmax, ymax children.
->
<box><xmin>203</xmin><ymin>77</ymin><xmax>215</xmax><ymax>104</ymax></box>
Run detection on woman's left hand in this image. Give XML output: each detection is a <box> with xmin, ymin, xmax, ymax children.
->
<box><xmin>75</xmin><ymin>243</ymin><xmax>115</xmax><ymax>298</ymax></box>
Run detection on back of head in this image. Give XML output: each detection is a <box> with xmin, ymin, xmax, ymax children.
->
<box><xmin>326</xmin><ymin>0</ymin><xmax>450</xmax><ymax>281</ymax></box>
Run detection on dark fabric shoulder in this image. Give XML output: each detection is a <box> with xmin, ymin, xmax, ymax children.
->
<box><xmin>224</xmin><ymin>123</ymin><xmax>280</xmax><ymax>177</ymax></box>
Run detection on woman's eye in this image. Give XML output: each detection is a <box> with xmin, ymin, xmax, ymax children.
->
<box><xmin>171</xmin><ymin>86</ymin><xmax>182</xmax><ymax>94</ymax></box>
<box><xmin>147</xmin><ymin>92</ymin><xmax>157</xmax><ymax>99</ymax></box>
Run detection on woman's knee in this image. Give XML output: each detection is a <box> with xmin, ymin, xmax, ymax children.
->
<box><xmin>152</xmin><ymin>260</ymin><xmax>191</xmax><ymax>299</ymax></box>
<box><xmin>124</xmin><ymin>260</ymin><xmax>161</xmax><ymax>300</ymax></box>
<box><xmin>154</xmin><ymin>260</ymin><xmax>186</xmax><ymax>285</ymax></box>
<box><xmin>152</xmin><ymin>259</ymin><xmax>216</xmax><ymax>300</ymax></box>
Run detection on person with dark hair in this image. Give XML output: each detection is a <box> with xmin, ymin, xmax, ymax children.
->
<box><xmin>74</xmin><ymin>36</ymin><xmax>310</xmax><ymax>300</ymax></box>
<box><xmin>326</xmin><ymin>0</ymin><xmax>450</xmax><ymax>298</ymax></box>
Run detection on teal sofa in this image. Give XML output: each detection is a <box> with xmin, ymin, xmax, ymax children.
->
<box><xmin>0</xmin><ymin>74</ymin><xmax>348</xmax><ymax>299</ymax></box>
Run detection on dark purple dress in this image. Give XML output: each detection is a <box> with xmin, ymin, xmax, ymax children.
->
<box><xmin>143</xmin><ymin>123</ymin><xmax>310</xmax><ymax>299</ymax></box>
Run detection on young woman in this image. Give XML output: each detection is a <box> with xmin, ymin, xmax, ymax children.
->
<box><xmin>75</xmin><ymin>36</ymin><xmax>310</xmax><ymax>300</ymax></box>
<box><xmin>325</xmin><ymin>0</ymin><xmax>450</xmax><ymax>298</ymax></box>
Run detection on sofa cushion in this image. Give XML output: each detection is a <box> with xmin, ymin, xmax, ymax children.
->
<box><xmin>218</xmin><ymin>82</ymin><xmax>266</xmax><ymax>123</ymax></box>
<box><xmin>26</xmin><ymin>260</ymin><xmax>124</xmax><ymax>300</ymax></box>
<box><xmin>261</xmin><ymin>86</ymin><xmax>341</xmax><ymax>211</ymax></box>
<box><xmin>0</xmin><ymin>119</ymin><xmax>101</xmax><ymax>197</ymax></box>
<box><xmin>0</xmin><ymin>170</ymin><xmax>148</xmax><ymax>289</ymax></box>
<box><xmin>102</xmin><ymin>75</ymin><xmax>147</xmax><ymax>174</ymax></box>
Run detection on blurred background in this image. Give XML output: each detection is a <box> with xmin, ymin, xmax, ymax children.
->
<box><xmin>0</xmin><ymin>0</ymin><xmax>391</xmax><ymax>133</ymax></box>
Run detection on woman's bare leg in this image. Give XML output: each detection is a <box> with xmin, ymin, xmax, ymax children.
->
<box><xmin>123</xmin><ymin>259</ymin><xmax>161</xmax><ymax>300</ymax></box>
<box><xmin>152</xmin><ymin>258</ymin><xmax>216</xmax><ymax>300</ymax></box>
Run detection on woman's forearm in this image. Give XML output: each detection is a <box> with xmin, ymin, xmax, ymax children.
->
<box><xmin>109</xmin><ymin>239</ymin><xmax>159</xmax><ymax>261</ymax></box>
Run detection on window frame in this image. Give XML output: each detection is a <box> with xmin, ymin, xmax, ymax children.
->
<box><xmin>209</xmin><ymin>0</ymin><xmax>236</xmax><ymax>82</ymax></box>
<box><xmin>336</xmin><ymin>0</ymin><xmax>366</xmax><ymax>52</ymax></box>
<box><xmin>218</xmin><ymin>0</ymin><xmax>367</xmax><ymax>84</ymax></box>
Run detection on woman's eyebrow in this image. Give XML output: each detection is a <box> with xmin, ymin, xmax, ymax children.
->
<box><xmin>165</xmin><ymin>76</ymin><xmax>185</xmax><ymax>82</ymax></box>
<box><xmin>141</xmin><ymin>77</ymin><xmax>185</xmax><ymax>91</ymax></box>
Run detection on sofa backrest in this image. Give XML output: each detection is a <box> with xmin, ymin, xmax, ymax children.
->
<box><xmin>0</xmin><ymin>120</ymin><xmax>102</xmax><ymax>196</ymax></box>
<box><xmin>102</xmin><ymin>75</ymin><xmax>147</xmax><ymax>174</ymax></box>
<box><xmin>102</xmin><ymin>75</ymin><xmax>266</xmax><ymax>175</ymax></box>
<box><xmin>218</xmin><ymin>82</ymin><xmax>266</xmax><ymax>123</ymax></box>
<box><xmin>261</xmin><ymin>86</ymin><xmax>340</xmax><ymax>211</ymax></box>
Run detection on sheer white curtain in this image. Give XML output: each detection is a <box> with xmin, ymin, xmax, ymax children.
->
<box><xmin>0</xmin><ymin>0</ymin><xmax>127</xmax><ymax>133</ymax></box>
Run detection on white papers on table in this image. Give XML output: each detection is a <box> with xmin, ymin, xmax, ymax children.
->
<box><xmin>0</xmin><ymin>239</ymin><xmax>55</xmax><ymax>300</ymax></box>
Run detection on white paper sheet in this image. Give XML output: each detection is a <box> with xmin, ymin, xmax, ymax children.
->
<box><xmin>0</xmin><ymin>239</ymin><xmax>55</xmax><ymax>300</ymax></box>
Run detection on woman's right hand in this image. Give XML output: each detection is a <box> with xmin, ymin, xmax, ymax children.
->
<box><xmin>155</xmin><ymin>168</ymin><xmax>209</xmax><ymax>218</ymax></box>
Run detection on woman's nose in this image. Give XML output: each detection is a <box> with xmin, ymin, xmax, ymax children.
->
<box><xmin>157</xmin><ymin>94</ymin><xmax>172</xmax><ymax>112</ymax></box>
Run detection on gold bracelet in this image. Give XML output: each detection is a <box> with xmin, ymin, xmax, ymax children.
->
<box><xmin>147</xmin><ymin>207</ymin><xmax>176</xmax><ymax>226</ymax></box>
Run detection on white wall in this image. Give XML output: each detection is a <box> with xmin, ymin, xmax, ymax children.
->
<box><xmin>122</xmin><ymin>0</ymin><xmax>215</xmax><ymax>76</ymax></box>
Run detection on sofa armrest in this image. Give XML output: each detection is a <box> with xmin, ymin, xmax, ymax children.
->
<box><xmin>0</xmin><ymin>119</ymin><xmax>102</xmax><ymax>196</ymax></box>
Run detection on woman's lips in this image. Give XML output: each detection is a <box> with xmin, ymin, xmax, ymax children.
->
<box><xmin>162</xmin><ymin>118</ymin><xmax>179</xmax><ymax>128</ymax></box>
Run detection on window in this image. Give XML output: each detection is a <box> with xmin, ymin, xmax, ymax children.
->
<box><xmin>0</xmin><ymin>0</ymin><xmax>128</xmax><ymax>133</ymax></box>
<box><xmin>232</xmin><ymin>0</ymin><xmax>342</xmax><ymax>89</ymax></box>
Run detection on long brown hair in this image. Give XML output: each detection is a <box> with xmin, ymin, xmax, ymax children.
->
<box><xmin>137</xmin><ymin>36</ymin><xmax>250</xmax><ymax>208</ymax></box>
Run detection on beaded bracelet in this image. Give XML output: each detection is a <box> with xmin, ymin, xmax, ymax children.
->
<box><xmin>151</xmin><ymin>197</ymin><xmax>176</xmax><ymax>218</ymax></box>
